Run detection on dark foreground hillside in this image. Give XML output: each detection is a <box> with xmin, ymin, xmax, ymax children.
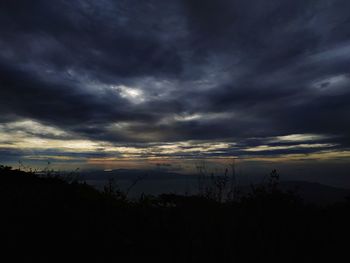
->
<box><xmin>1</xmin><ymin>165</ymin><xmax>350</xmax><ymax>262</ymax></box>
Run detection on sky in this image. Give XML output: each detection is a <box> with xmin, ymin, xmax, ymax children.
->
<box><xmin>0</xmin><ymin>1</ymin><xmax>350</xmax><ymax>181</ymax></box>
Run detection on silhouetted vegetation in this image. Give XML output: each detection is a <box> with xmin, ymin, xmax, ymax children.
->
<box><xmin>1</xmin><ymin>165</ymin><xmax>349</xmax><ymax>262</ymax></box>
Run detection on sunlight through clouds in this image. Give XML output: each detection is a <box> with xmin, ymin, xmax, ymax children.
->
<box><xmin>112</xmin><ymin>85</ymin><xmax>145</xmax><ymax>104</ymax></box>
<box><xmin>269</xmin><ymin>134</ymin><xmax>329</xmax><ymax>143</ymax></box>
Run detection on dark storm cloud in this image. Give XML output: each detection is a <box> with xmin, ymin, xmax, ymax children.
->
<box><xmin>0</xmin><ymin>59</ymin><xmax>125</xmax><ymax>124</ymax></box>
<box><xmin>0</xmin><ymin>0</ymin><xmax>184</xmax><ymax>79</ymax></box>
<box><xmin>0</xmin><ymin>0</ymin><xmax>350</xmax><ymax>157</ymax></box>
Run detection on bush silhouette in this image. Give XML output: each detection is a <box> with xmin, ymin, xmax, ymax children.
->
<box><xmin>1</xmin><ymin>165</ymin><xmax>349</xmax><ymax>262</ymax></box>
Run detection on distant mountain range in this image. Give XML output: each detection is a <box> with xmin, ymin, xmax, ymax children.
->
<box><xmin>82</xmin><ymin>169</ymin><xmax>350</xmax><ymax>204</ymax></box>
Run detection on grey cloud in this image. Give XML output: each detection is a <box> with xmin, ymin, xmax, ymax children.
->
<box><xmin>0</xmin><ymin>0</ymin><xmax>350</xmax><ymax>159</ymax></box>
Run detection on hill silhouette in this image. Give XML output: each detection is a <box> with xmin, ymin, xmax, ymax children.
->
<box><xmin>1</xmin><ymin>165</ymin><xmax>350</xmax><ymax>262</ymax></box>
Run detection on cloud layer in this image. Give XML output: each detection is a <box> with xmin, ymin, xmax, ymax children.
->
<box><xmin>0</xmin><ymin>0</ymin><xmax>350</xmax><ymax>168</ymax></box>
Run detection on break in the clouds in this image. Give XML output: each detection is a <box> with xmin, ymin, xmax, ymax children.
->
<box><xmin>0</xmin><ymin>0</ymin><xmax>350</xmax><ymax>169</ymax></box>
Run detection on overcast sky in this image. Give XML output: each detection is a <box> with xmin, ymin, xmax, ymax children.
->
<box><xmin>0</xmin><ymin>1</ymin><xmax>350</xmax><ymax>176</ymax></box>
